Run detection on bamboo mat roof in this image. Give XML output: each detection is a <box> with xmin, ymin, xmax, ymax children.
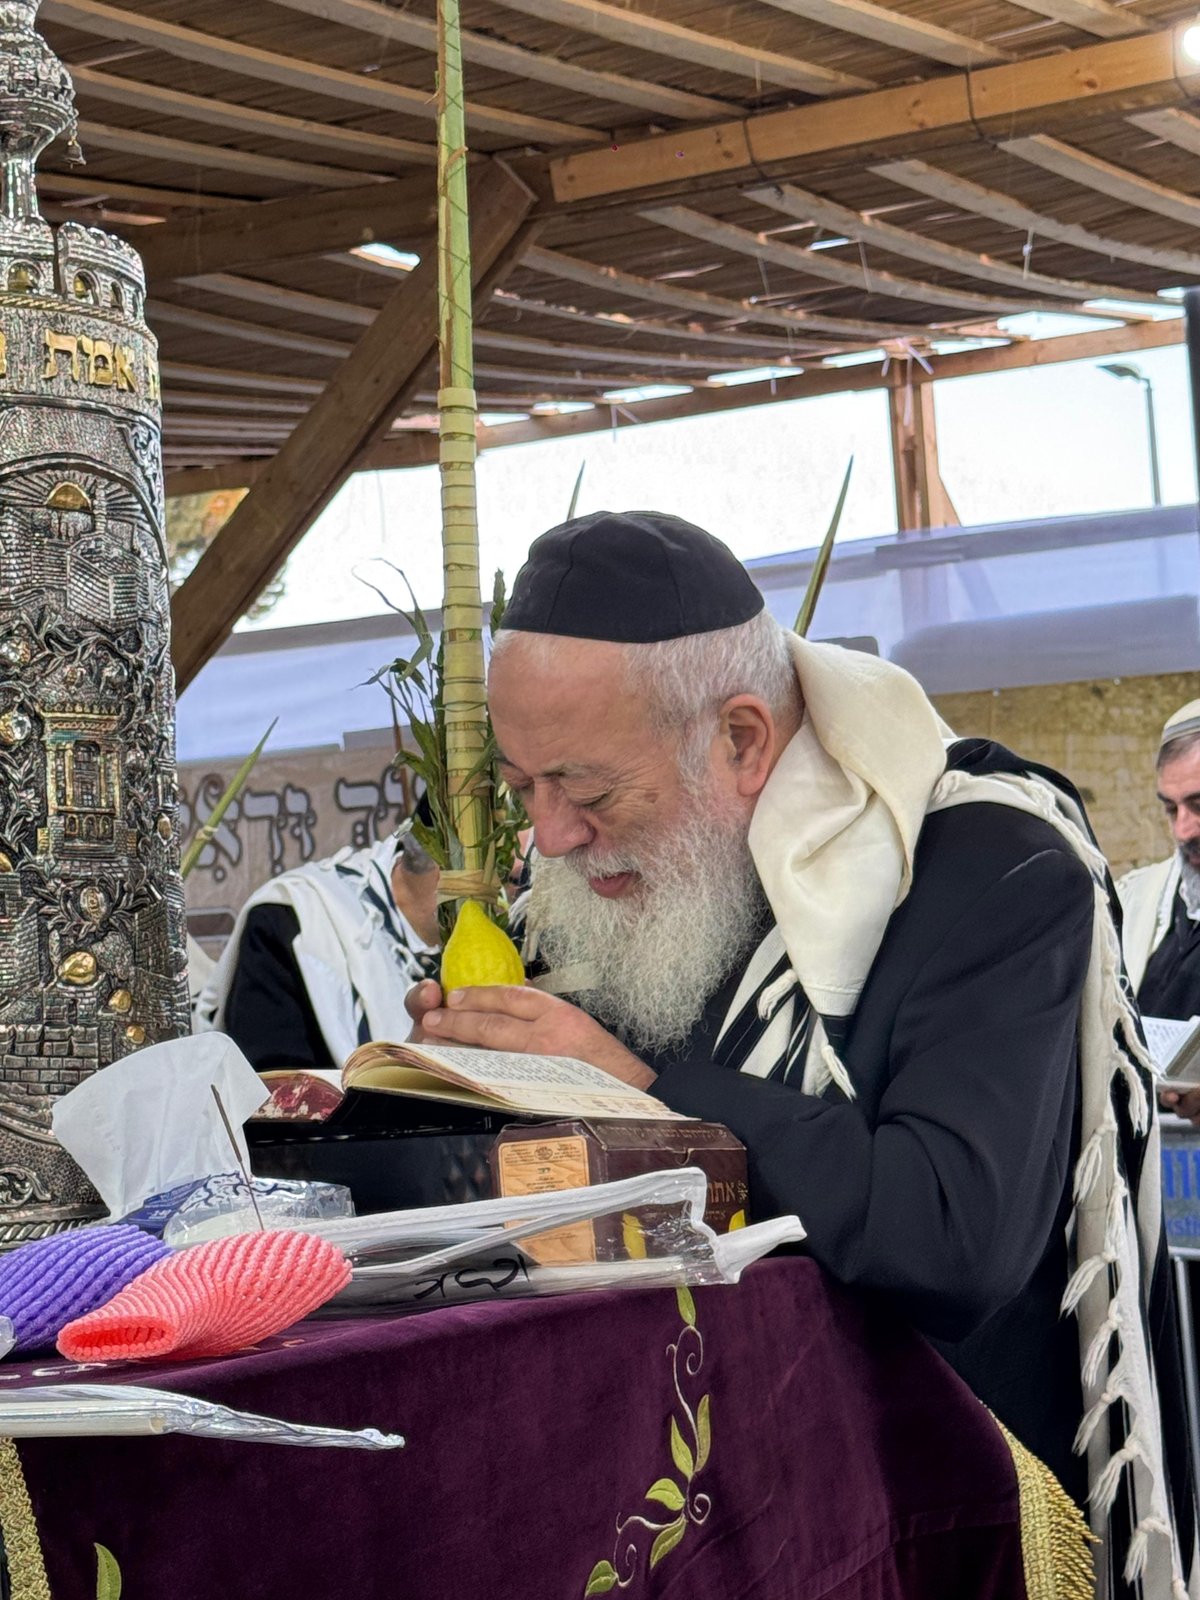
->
<box><xmin>34</xmin><ymin>0</ymin><xmax>1200</xmax><ymax>489</ymax></box>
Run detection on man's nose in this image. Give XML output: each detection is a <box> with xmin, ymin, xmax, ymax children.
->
<box><xmin>530</xmin><ymin>792</ymin><xmax>593</xmax><ymax>858</ymax></box>
<box><xmin>1174</xmin><ymin>809</ymin><xmax>1200</xmax><ymax>844</ymax></box>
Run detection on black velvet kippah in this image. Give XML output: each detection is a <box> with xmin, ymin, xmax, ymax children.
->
<box><xmin>499</xmin><ymin>510</ymin><xmax>764</xmax><ymax>643</ymax></box>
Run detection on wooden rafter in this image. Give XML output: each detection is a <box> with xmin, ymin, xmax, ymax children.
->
<box><xmin>146</xmin><ymin>300</ymin><xmax>353</xmax><ymax>360</ymax></box>
<box><xmin>71</xmin><ymin>65</ymin><xmax>434</xmax><ymax>169</ymax></box>
<box><xmin>1129</xmin><ymin>106</ymin><xmax>1200</xmax><ymax>159</ymax></box>
<box><xmin>133</xmin><ymin>176</ymin><xmax>435</xmax><ymax>281</ymax></box>
<box><xmin>1001</xmin><ymin>132</ymin><xmax>1200</xmax><ymax>229</ymax></box>
<box><xmin>887</xmin><ymin>370</ymin><xmax>954</xmax><ymax>531</ymax></box>
<box><xmin>549</xmin><ymin>28</ymin><xmax>1200</xmax><ymax>203</ymax></box>
<box><xmin>482</xmin><ymin>0</ymin><xmax>873</xmax><ymax>94</ymax></box>
<box><xmin>751</xmin><ymin>0</ymin><xmax>1009</xmax><ymax>67</ymax></box>
<box><xmin>640</xmin><ymin>204</ymin><xmax>1109</xmax><ymax>316</ymax></box>
<box><xmin>744</xmin><ymin>181</ymin><xmax>1165</xmax><ymax>304</ymax></box>
<box><xmin>159</xmin><ymin>361</ymin><xmax>325</xmax><ymax>395</ymax></box>
<box><xmin>162</xmin><ymin>391</ymin><xmax>311</xmax><ymax>415</ymax></box>
<box><xmin>520</xmin><ymin>244</ymin><xmax>912</xmax><ymax>338</ymax></box>
<box><xmin>999</xmin><ymin>0</ymin><xmax>1141</xmax><ymax>37</ymax></box>
<box><xmin>872</xmin><ymin>157</ymin><xmax>1200</xmax><ymax>278</ymax></box>
<box><xmin>184</xmin><ymin>267</ymin><xmax>822</xmax><ymax>355</ymax></box>
<box><xmin>41</xmin><ymin>0</ymin><xmax>593</xmax><ymax>146</ymax></box>
<box><xmin>492</xmin><ymin>290</ymin><xmax>818</xmax><ymax>353</ymax></box>
<box><xmin>170</xmin><ymin>166</ymin><xmax>536</xmax><ymax>689</ymax></box>
<box><xmin>269</xmin><ymin>0</ymin><xmax>731</xmax><ymax>122</ymax></box>
<box><xmin>37</xmin><ymin>171</ymin><xmax>247</xmax><ymax>211</ymax></box>
<box><xmin>76</xmin><ymin>119</ymin><xmax>387</xmax><ymax>191</ymax></box>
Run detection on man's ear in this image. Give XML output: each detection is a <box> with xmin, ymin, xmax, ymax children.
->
<box><xmin>718</xmin><ymin>696</ymin><xmax>775</xmax><ymax>797</ymax></box>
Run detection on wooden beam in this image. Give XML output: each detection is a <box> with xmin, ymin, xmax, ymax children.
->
<box><xmin>71</xmin><ymin>64</ymin><xmax>434</xmax><ymax>169</ymax></box>
<box><xmin>482</xmin><ymin>0</ymin><xmax>873</xmax><ymax>94</ymax></box>
<box><xmin>37</xmin><ymin>171</ymin><xmax>248</xmax><ymax>211</ymax></box>
<box><xmin>744</xmin><ymin>181</ymin><xmax>1165</xmax><ymax>305</ymax></box>
<box><xmin>41</xmin><ymin>0</ymin><xmax>593</xmax><ymax>146</ymax></box>
<box><xmin>550</xmin><ymin>27</ymin><xmax>1200</xmax><ymax>204</ymax></box>
<box><xmin>640</xmin><ymin>204</ymin><xmax>1104</xmax><ymax>316</ymax></box>
<box><xmin>269</xmin><ymin>0</ymin><xmax>731</xmax><ymax>122</ymax></box>
<box><xmin>492</xmin><ymin>289</ymin><xmax>818</xmax><ymax>353</ymax></box>
<box><xmin>76</xmin><ymin>120</ymin><xmax>389</xmax><ymax>191</ymax></box>
<box><xmin>169</xmin><ymin>166</ymin><xmax>535</xmax><ymax>690</ymax></box>
<box><xmin>1000</xmin><ymin>0</ymin><xmax>1141</xmax><ymax>38</ymax></box>
<box><xmin>752</xmin><ymin>0</ymin><xmax>1009</xmax><ymax>67</ymax></box>
<box><xmin>925</xmin><ymin>306</ymin><xmax>1181</xmax><ymax>378</ymax></box>
<box><xmin>134</xmin><ymin>176</ymin><xmax>436</xmax><ymax>282</ymax></box>
<box><xmin>162</xmin><ymin>390</ymin><xmax>311</xmax><ymax>414</ymax></box>
<box><xmin>887</xmin><ymin>367</ymin><xmax>952</xmax><ymax>530</ymax></box>
<box><xmin>476</xmin><ymin>325</ymin><xmax>794</xmax><ymax>371</ymax></box>
<box><xmin>159</xmin><ymin>360</ymin><xmax>324</xmax><ymax>394</ymax></box>
<box><xmin>1001</xmin><ymin>132</ymin><xmax>1200</xmax><ymax>229</ymax></box>
<box><xmin>182</xmin><ymin>274</ymin><xmax>376</xmax><ymax>326</ymax></box>
<box><xmin>872</xmin><ymin>157</ymin><xmax>1200</xmax><ymax>278</ymax></box>
<box><xmin>148</xmin><ymin>299</ymin><xmax>352</xmax><ymax>360</ymax></box>
<box><xmin>1128</xmin><ymin>106</ymin><xmax>1200</xmax><ymax>158</ymax></box>
<box><xmin>520</xmin><ymin>243</ymin><xmax>913</xmax><ymax>338</ymax></box>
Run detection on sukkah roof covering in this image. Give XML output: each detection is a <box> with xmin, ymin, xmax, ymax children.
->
<box><xmin>33</xmin><ymin>0</ymin><xmax>1200</xmax><ymax>494</ymax></box>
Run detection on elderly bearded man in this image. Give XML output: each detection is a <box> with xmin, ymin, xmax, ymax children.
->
<box><xmin>410</xmin><ymin>511</ymin><xmax>1196</xmax><ymax>1597</ymax></box>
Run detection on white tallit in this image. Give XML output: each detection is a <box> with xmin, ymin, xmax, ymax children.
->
<box><xmin>748</xmin><ymin>635</ymin><xmax>1195</xmax><ymax>1600</ymax></box>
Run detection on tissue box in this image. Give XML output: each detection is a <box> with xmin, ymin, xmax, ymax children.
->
<box><xmin>490</xmin><ymin>1119</ymin><xmax>749</xmax><ymax>1265</ymax></box>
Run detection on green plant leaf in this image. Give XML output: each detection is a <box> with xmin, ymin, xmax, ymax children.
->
<box><xmin>675</xmin><ymin>1285</ymin><xmax>696</xmax><ymax>1327</ymax></box>
<box><xmin>695</xmin><ymin>1394</ymin><xmax>711</xmax><ymax>1473</ymax></box>
<box><xmin>670</xmin><ymin>1415</ymin><xmax>695</xmax><ymax>1481</ymax></box>
<box><xmin>95</xmin><ymin>1543</ymin><xmax>122</xmax><ymax>1600</ymax></box>
<box><xmin>583</xmin><ymin>1558</ymin><xmax>618</xmax><ymax>1595</ymax></box>
<box><xmin>649</xmin><ymin>1517</ymin><xmax>687</xmax><ymax>1570</ymax></box>
<box><xmin>645</xmin><ymin>1477</ymin><xmax>685</xmax><ymax>1511</ymax></box>
<box><xmin>794</xmin><ymin>454</ymin><xmax>854</xmax><ymax>637</ymax></box>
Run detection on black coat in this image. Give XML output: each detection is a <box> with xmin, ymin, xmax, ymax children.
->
<box><xmin>650</xmin><ymin>775</ymin><xmax>1094</xmax><ymax>1498</ymax></box>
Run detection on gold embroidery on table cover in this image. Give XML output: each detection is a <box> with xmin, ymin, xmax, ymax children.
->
<box><xmin>995</xmin><ymin>1417</ymin><xmax>1097</xmax><ymax>1600</ymax></box>
<box><xmin>582</xmin><ymin>1285</ymin><xmax>712</xmax><ymax>1595</ymax></box>
<box><xmin>0</xmin><ymin>1438</ymin><xmax>51</xmax><ymax>1600</ymax></box>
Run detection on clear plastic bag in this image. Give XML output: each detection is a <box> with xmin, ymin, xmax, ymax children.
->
<box><xmin>157</xmin><ymin>1174</ymin><xmax>354</xmax><ymax>1246</ymax></box>
<box><xmin>0</xmin><ymin>1383</ymin><xmax>402</xmax><ymax>1449</ymax></box>
<box><xmin>286</xmin><ymin>1169</ymin><xmax>804</xmax><ymax>1314</ymax></box>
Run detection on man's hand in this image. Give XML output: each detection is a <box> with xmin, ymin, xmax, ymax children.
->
<box><xmin>1161</xmin><ymin>1085</ymin><xmax>1200</xmax><ymax>1125</ymax></box>
<box><xmin>418</xmin><ymin>984</ymin><xmax>657</xmax><ymax>1090</ymax></box>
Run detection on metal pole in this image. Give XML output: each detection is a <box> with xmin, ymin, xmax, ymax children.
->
<box><xmin>1183</xmin><ymin>289</ymin><xmax>1200</xmax><ymax>503</ymax></box>
<box><xmin>1144</xmin><ymin>376</ymin><xmax>1163</xmax><ymax>507</ymax></box>
<box><xmin>1174</xmin><ymin>1251</ymin><xmax>1200</xmax><ymax>1501</ymax></box>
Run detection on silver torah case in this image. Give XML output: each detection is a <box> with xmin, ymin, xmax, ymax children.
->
<box><xmin>0</xmin><ymin>0</ymin><xmax>190</xmax><ymax>1241</ymax></box>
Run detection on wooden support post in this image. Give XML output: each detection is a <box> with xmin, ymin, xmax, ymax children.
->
<box><xmin>169</xmin><ymin>163</ymin><xmax>534</xmax><ymax>692</ymax></box>
<box><xmin>887</xmin><ymin>368</ymin><xmax>955</xmax><ymax>532</ymax></box>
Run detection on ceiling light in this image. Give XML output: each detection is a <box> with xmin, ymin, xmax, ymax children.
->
<box><xmin>1183</xmin><ymin>18</ymin><xmax>1200</xmax><ymax>61</ymax></box>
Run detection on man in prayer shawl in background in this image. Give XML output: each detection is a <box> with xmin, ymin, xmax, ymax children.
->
<box><xmin>410</xmin><ymin>510</ymin><xmax>1197</xmax><ymax>1599</ymax></box>
<box><xmin>1120</xmin><ymin>701</ymin><xmax>1200</xmax><ymax>1125</ymax></box>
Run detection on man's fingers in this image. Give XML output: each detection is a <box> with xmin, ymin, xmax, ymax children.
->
<box><xmin>445</xmin><ymin>984</ymin><xmax>546</xmax><ymax>1019</ymax></box>
<box><xmin>424</xmin><ymin>1004</ymin><xmax>529</xmax><ymax>1052</ymax></box>
<box><xmin>405</xmin><ymin>979</ymin><xmax>443</xmax><ymax>1022</ymax></box>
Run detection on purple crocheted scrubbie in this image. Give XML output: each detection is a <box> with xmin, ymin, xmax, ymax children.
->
<box><xmin>0</xmin><ymin>1224</ymin><xmax>171</xmax><ymax>1353</ymax></box>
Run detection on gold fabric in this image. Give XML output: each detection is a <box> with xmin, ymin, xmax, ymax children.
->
<box><xmin>0</xmin><ymin>1438</ymin><xmax>51</xmax><ymax>1600</ymax></box>
<box><xmin>995</xmin><ymin>1417</ymin><xmax>1098</xmax><ymax>1600</ymax></box>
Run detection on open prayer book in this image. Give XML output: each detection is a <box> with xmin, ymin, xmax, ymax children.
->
<box><xmin>256</xmin><ymin>1042</ymin><xmax>685</xmax><ymax>1123</ymax></box>
<box><xmin>1142</xmin><ymin>1015</ymin><xmax>1200</xmax><ymax>1088</ymax></box>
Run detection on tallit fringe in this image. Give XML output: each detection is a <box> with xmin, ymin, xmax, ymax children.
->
<box><xmin>757</xmin><ymin>968</ymin><xmax>798</xmax><ymax>1022</ymax></box>
<box><xmin>934</xmin><ymin>767</ymin><xmax>1186</xmax><ymax>1595</ymax></box>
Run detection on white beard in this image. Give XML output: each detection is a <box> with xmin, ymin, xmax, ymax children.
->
<box><xmin>1179</xmin><ymin>851</ymin><xmax>1200</xmax><ymax>921</ymax></box>
<box><xmin>528</xmin><ymin>790</ymin><xmax>765</xmax><ymax>1056</ymax></box>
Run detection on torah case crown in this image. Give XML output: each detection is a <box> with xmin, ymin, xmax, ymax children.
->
<box><xmin>0</xmin><ymin>0</ymin><xmax>189</xmax><ymax>1242</ymax></box>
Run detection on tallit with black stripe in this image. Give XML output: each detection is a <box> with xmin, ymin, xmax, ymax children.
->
<box><xmin>723</xmin><ymin>636</ymin><xmax>1198</xmax><ymax>1600</ymax></box>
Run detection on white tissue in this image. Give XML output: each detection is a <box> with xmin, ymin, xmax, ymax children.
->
<box><xmin>51</xmin><ymin>1034</ymin><xmax>269</xmax><ymax>1219</ymax></box>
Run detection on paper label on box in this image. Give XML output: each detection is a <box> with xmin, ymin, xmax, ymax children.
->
<box><xmin>496</xmin><ymin>1136</ymin><xmax>596</xmax><ymax>1266</ymax></box>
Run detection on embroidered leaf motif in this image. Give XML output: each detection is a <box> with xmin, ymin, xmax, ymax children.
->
<box><xmin>675</xmin><ymin>1286</ymin><xmax>696</xmax><ymax>1327</ymax></box>
<box><xmin>695</xmin><ymin>1394</ymin><xmax>712</xmax><ymax>1473</ymax></box>
<box><xmin>649</xmin><ymin>1517</ymin><xmax>687</xmax><ymax>1569</ymax></box>
<box><xmin>670</xmin><ymin>1415</ymin><xmax>694</xmax><ymax>1481</ymax></box>
<box><xmin>95</xmin><ymin>1544</ymin><xmax>122</xmax><ymax>1600</ymax></box>
<box><xmin>645</xmin><ymin>1477</ymin><xmax>685</xmax><ymax>1511</ymax></box>
<box><xmin>583</xmin><ymin>1559</ymin><xmax>618</xmax><ymax>1595</ymax></box>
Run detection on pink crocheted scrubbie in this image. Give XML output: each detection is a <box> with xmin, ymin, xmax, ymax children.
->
<box><xmin>56</xmin><ymin>1230</ymin><xmax>350</xmax><ymax>1363</ymax></box>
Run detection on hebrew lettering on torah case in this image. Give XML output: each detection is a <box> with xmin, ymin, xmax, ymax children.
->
<box><xmin>0</xmin><ymin>0</ymin><xmax>189</xmax><ymax>1242</ymax></box>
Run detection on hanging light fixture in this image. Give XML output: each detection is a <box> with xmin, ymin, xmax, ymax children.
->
<box><xmin>1182</xmin><ymin>16</ymin><xmax>1200</xmax><ymax>61</ymax></box>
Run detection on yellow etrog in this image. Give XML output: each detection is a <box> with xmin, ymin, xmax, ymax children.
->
<box><xmin>440</xmin><ymin>900</ymin><xmax>525</xmax><ymax>996</ymax></box>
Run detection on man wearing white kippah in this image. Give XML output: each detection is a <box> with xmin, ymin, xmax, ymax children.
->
<box><xmin>1119</xmin><ymin>699</ymin><xmax>1200</xmax><ymax>1123</ymax></box>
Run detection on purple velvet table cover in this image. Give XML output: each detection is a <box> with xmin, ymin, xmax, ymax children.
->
<box><xmin>5</xmin><ymin>1259</ymin><xmax>1028</xmax><ymax>1600</ymax></box>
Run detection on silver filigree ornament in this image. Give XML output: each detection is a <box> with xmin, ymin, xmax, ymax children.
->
<box><xmin>0</xmin><ymin>1</ymin><xmax>189</xmax><ymax>1243</ymax></box>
